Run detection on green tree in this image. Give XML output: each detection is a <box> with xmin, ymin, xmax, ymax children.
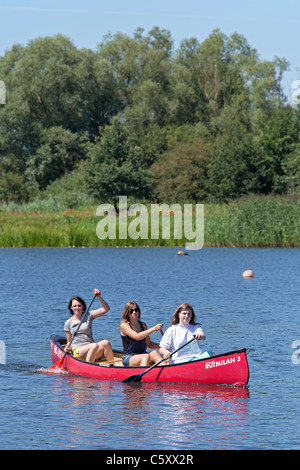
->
<box><xmin>0</xmin><ymin>28</ymin><xmax>296</xmax><ymax>206</ymax></box>
<box><xmin>0</xmin><ymin>171</ymin><xmax>28</xmax><ymax>203</ymax></box>
<box><xmin>25</xmin><ymin>126</ymin><xmax>89</xmax><ymax>190</ymax></box>
<box><xmin>282</xmin><ymin>144</ymin><xmax>300</xmax><ymax>193</ymax></box>
<box><xmin>255</xmin><ymin>106</ymin><xmax>300</xmax><ymax>194</ymax></box>
<box><xmin>152</xmin><ymin>137</ymin><xmax>210</xmax><ymax>202</ymax></box>
<box><xmin>207</xmin><ymin>95</ymin><xmax>259</xmax><ymax>200</ymax></box>
<box><xmin>85</xmin><ymin>119</ymin><xmax>152</xmax><ymax>210</ymax></box>
<box><xmin>0</xmin><ymin>35</ymin><xmax>119</xmax><ymax>135</ymax></box>
<box><xmin>0</xmin><ymin>34</ymin><xmax>120</xmax><ymax>180</ymax></box>
<box><xmin>172</xmin><ymin>30</ymin><xmax>253</xmax><ymax>123</ymax></box>
<box><xmin>98</xmin><ymin>27</ymin><xmax>173</xmax><ymax>128</ymax></box>
<box><xmin>172</xmin><ymin>29</ymin><xmax>288</xmax><ymax>126</ymax></box>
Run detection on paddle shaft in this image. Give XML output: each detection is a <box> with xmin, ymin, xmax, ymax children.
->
<box><xmin>123</xmin><ymin>335</ymin><xmax>196</xmax><ymax>383</ymax></box>
<box><xmin>58</xmin><ymin>294</ymin><xmax>96</xmax><ymax>365</ymax></box>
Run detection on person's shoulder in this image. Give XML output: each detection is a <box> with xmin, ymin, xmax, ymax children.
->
<box><xmin>190</xmin><ymin>323</ymin><xmax>203</xmax><ymax>332</ymax></box>
<box><xmin>164</xmin><ymin>324</ymin><xmax>176</xmax><ymax>334</ymax></box>
<box><xmin>64</xmin><ymin>316</ymin><xmax>72</xmax><ymax>330</ymax></box>
<box><xmin>87</xmin><ymin>310</ymin><xmax>94</xmax><ymax>320</ymax></box>
<box><xmin>86</xmin><ymin>310</ymin><xmax>96</xmax><ymax>322</ymax></box>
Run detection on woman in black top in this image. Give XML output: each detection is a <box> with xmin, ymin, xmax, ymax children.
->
<box><xmin>120</xmin><ymin>301</ymin><xmax>163</xmax><ymax>367</ymax></box>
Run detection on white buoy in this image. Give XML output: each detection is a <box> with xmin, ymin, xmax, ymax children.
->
<box><xmin>243</xmin><ymin>269</ymin><xmax>254</xmax><ymax>278</ymax></box>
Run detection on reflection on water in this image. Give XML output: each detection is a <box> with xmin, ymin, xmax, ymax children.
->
<box><xmin>46</xmin><ymin>375</ymin><xmax>249</xmax><ymax>450</ymax></box>
<box><xmin>1</xmin><ymin>247</ymin><xmax>300</xmax><ymax>449</ymax></box>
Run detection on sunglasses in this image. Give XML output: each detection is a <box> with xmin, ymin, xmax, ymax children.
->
<box><xmin>130</xmin><ymin>308</ymin><xmax>139</xmax><ymax>314</ymax></box>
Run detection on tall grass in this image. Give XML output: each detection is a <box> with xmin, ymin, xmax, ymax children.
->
<box><xmin>0</xmin><ymin>195</ymin><xmax>299</xmax><ymax>247</ymax></box>
<box><xmin>204</xmin><ymin>195</ymin><xmax>300</xmax><ymax>247</ymax></box>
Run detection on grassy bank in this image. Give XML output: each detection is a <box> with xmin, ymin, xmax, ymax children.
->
<box><xmin>0</xmin><ymin>195</ymin><xmax>299</xmax><ymax>248</ymax></box>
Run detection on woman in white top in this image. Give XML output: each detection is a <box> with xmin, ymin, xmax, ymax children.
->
<box><xmin>159</xmin><ymin>303</ymin><xmax>207</xmax><ymax>364</ymax></box>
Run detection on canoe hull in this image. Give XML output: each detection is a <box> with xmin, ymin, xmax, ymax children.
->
<box><xmin>50</xmin><ymin>335</ymin><xmax>249</xmax><ymax>386</ymax></box>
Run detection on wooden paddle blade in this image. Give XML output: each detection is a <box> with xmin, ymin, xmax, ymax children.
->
<box><xmin>122</xmin><ymin>374</ymin><xmax>142</xmax><ymax>383</ymax></box>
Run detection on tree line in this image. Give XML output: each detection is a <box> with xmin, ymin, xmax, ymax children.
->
<box><xmin>0</xmin><ymin>27</ymin><xmax>299</xmax><ymax>207</ymax></box>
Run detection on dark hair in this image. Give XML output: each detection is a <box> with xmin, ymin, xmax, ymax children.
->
<box><xmin>68</xmin><ymin>296</ymin><xmax>86</xmax><ymax>315</ymax></box>
<box><xmin>120</xmin><ymin>301</ymin><xmax>141</xmax><ymax>323</ymax></box>
<box><xmin>171</xmin><ymin>303</ymin><xmax>197</xmax><ymax>325</ymax></box>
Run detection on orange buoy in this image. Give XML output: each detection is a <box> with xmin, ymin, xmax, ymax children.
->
<box><xmin>243</xmin><ymin>269</ymin><xmax>254</xmax><ymax>278</ymax></box>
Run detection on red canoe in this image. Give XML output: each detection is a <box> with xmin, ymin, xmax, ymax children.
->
<box><xmin>50</xmin><ymin>335</ymin><xmax>249</xmax><ymax>386</ymax></box>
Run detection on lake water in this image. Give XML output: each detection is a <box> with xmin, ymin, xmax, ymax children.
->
<box><xmin>0</xmin><ymin>247</ymin><xmax>299</xmax><ymax>450</ymax></box>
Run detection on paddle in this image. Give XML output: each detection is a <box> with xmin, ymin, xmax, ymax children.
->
<box><xmin>50</xmin><ymin>294</ymin><xmax>96</xmax><ymax>370</ymax></box>
<box><xmin>122</xmin><ymin>335</ymin><xmax>196</xmax><ymax>383</ymax></box>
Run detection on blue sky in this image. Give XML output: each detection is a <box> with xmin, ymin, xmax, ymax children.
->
<box><xmin>0</xmin><ymin>0</ymin><xmax>299</xmax><ymax>102</ymax></box>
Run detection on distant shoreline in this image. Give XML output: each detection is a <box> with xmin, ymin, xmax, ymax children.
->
<box><xmin>0</xmin><ymin>195</ymin><xmax>299</xmax><ymax>248</ymax></box>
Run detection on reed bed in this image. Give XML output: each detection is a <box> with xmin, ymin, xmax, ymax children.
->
<box><xmin>0</xmin><ymin>196</ymin><xmax>299</xmax><ymax>248</ymax></box>
<box><xmin>204</xmin><ymin>196</ymin><xmax>300</xmax><ymax>247</ymax></box>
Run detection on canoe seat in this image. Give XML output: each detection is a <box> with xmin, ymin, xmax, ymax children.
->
<box><xmin>97</xmin><ymin>351</ymin><xmax>123</xmax><ymax>367</ymax></box>
<box><xmin>56</xmin><ymin>340</ymin><xmax>167</xmax><ymax>367</ymax></box>
<box><xmin>99</xmin><ymin>359</ymin><xmax>124</xmax><ymax>367</ymax></box>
